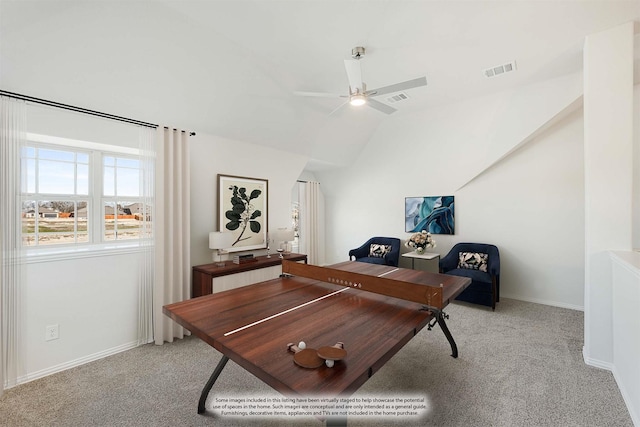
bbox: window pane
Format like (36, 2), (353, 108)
(103, 201), (144, 241)
(116, 219), (142, 240)
(104, 201), (117, 216)
(38, 148), (74, 162)
(104, 202), (116, 241)
(104, 156), (141, 197)
(22, 146), (35, 158)
(39, 160), (75, 194)
(22, 201), (90, 246)
(116, 167), (140, 197)
(77, 153), (89, 164)
(22, 158), (36, 193)
(103, 166), (115, 196)
(22, 201), (36, 246)
(117, 158), (139, 168)
(77, 202), (88, 219)
(75, 203), (88, 242)
(36, 201), (75, 245)
(140, 204), (153, 238)
(77, 164), (89, 195)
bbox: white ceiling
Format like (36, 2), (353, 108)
(1, 1), (639, 170)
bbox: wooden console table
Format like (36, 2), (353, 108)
(192, 253), (307, 297)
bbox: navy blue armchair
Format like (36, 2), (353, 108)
(439, 243), (500, 310)
(348, 237), (401, 267)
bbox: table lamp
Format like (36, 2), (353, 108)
(209, 232), (234, 267)
(274, 228), (295, 257)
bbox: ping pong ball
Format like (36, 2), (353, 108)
(325, 360), (334, 368)
(298, 341), (306, 349)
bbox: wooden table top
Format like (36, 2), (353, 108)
(164, 261), (470, 398)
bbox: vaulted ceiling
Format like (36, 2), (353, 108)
(1, 1), (639, 170)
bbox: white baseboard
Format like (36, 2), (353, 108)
(612, 365), (640, 427)
(582, 346), (613, 371)
(500, 293), (584, 311)
(11, 341), (139, 388)
(584, 350), (639, 426)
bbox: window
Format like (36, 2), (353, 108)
(21, 145), (91, 246)
(21, 137), (151, 248)
(102, 155), (150, 241)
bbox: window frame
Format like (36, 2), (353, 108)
(21, 133), (151, 256)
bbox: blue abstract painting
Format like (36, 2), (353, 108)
(405, 196), (455, 234)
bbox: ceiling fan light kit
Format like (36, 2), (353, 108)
(296, 46), (427, 115)
(349, 94), (366, 106)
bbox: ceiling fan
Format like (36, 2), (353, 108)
(294, 46), (427, 115)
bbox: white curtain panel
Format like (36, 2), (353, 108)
(297, 183), (306, 256)
(302, 181), (325, 265)
(153, 128), (191, 344)
(137, 127), (155, 345)
(0, 96), (26, 393)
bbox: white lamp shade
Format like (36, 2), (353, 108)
(209, 232), (234, 250)
(274, 228), (295, 243)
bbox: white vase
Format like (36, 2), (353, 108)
(415, 247), (425, 254)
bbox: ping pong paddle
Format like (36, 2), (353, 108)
(317, 342), (347, 368)
(287, 342), (324, 369)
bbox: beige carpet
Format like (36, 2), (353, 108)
(0, 298), (632, 426)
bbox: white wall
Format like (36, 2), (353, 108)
(583, 22), (635, 367)
(26, 104), (140, 148)
(634, 85), (640, 250)
(316, 75), (586, 310)
(18, 106), (143, 383)
(456, 108), (585, 307)
(22, 251), (139, 381)
(189, 132), (309, 266)
(611, 251), (640, 426)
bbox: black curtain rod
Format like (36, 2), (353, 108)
(0, 90), (196, 136)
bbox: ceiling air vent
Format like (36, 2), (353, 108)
(386, 92), (410, 104)
(484, 61), (517, 78)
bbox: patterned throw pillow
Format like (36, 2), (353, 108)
(458, 252), (488, 272)
(369, 244), (392, 258)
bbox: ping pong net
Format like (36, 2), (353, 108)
(281, 260), (443, 311)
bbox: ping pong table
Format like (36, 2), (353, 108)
(163, 260), (471, 425)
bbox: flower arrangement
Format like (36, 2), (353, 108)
(405, 230), (436, 254)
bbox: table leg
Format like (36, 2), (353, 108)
(198, 355), (230, 414)
(436, 312), (458, 358)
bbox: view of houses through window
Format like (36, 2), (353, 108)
(21, 141), (151, 246)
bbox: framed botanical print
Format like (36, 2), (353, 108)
(218, 174), (268, 252)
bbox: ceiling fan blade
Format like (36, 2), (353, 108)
(343, 59), (363, 91)
(366, 98), (397, 115)
(294, 91), (344, 98)
(329, 100), (350, 116)
(366, 76), (427, 98)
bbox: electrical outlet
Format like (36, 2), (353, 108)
(45, 324), (59, 341)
